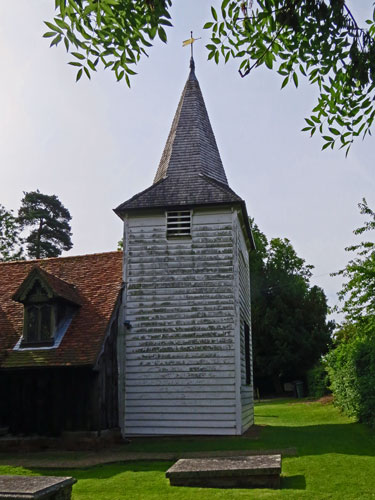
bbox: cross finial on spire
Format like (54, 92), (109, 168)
(182, 31), (201, 70)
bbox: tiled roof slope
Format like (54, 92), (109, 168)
(115, 59), (243, 214)
(0, 252), (122, 369)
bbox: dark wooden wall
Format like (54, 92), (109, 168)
(0, 317), (119, 436)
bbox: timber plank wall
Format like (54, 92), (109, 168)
(235, 216), (254, 432)
(120, 207), (253, 436)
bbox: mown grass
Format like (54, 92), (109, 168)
(1, 399), (375, 499)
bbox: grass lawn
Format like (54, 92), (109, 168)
(1, 399), (375, 499)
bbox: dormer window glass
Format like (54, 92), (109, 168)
(166, 210), (192, 238)
(21, 279), (54, 347)
(24, 303), (54, 345)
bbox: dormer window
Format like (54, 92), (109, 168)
(12, 267), (81, 349)
(167, 210), (192, 238)
(25, 304), (54, 345)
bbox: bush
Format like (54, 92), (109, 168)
(306, 361), (330, 398)
(326, 335), (375, 426)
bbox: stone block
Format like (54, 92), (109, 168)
(0, 475), (76, 499)
(166, 454), (281, 489)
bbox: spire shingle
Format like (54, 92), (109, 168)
(115, 61), (245, 214)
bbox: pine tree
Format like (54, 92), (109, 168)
(18, 191), (73, 259)
(0, 204), (23, 261)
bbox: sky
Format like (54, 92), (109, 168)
(0, 1), (374, 321)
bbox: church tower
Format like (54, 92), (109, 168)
(115, 59), (254, 436)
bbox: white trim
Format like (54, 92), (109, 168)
(232, 208), (242, 435)
(13, 314), (72, 351)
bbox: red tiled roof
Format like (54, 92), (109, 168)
(0, 252), (123, 369)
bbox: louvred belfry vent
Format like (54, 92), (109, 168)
(166, 210), (191, 237)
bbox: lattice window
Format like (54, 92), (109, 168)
(166, 210), (192, 238)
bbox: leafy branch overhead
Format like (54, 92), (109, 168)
(333, 198), (375, 326)
(45, 1), (375, 152)
(44, 0), (172, 85)
(205, 0), (375, 153)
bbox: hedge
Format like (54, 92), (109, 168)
(326, 335), (375, 427)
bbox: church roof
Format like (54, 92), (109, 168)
(114, 58), (244, 214)
(0, 252), (122, 369)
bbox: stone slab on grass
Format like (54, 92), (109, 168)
(166, 454), (281, 489)
(0, 475), (76, 499)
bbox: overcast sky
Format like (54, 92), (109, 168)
(0, 2), (374, 320)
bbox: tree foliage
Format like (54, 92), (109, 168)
(326, 200), (375, 426)
(45, 1), (375, 151)
(205, 1), (375, 153)
(250, 220), (333, 392)
(333, 198), (375, 332)
(326, 335), (375, 426)
(44, 0), (172, 85)
(0, 205), (23, 261)
(18, 191), (73, 259)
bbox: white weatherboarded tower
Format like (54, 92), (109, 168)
(115, 58), (255, 436)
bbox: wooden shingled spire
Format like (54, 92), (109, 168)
(114, 59), (252, 221)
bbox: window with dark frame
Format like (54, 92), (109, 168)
(244, 322), (251, 385)
(24, 303), (54, 345)
(166, 210), (191, 238)
(20, 279), (72, 348)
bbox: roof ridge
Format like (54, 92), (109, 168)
(0, 251), (122, 266)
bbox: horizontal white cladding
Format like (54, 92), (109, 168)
(126, 350), (235, 360)
(125, 358), (235, 369)
(125, 369), (236, 380)
(125, 427), (236, 436)
(125, 391), (237, 400)
(125, 404), (236, 412)
(125, 414), (236, 424)
(122, 207), (239, 436)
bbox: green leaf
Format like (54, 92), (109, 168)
(293, 72), (298, 88)
(203, 22), (214, 29)
(44, 21), (63, 34)
(329, 127), (340, 136)
(71, 51), (85, 60)
(281, 76), (289, 89)
(76, 68), (83, 81)
(211, 6), (218, 21)
(55, 18), (70, 30)
(158, 27), (167, 43)
(264, 51), (273, 69)
(50, 34), (62, 47)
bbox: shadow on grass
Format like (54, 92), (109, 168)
(30, 461), (173, 479)
(117, 421), (375, 458)
(258, 422), (375, 458)
(282, 475), (306, 490)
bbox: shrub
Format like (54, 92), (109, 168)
(326, 335), (375, 426)
(306, 361), (330, 398)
